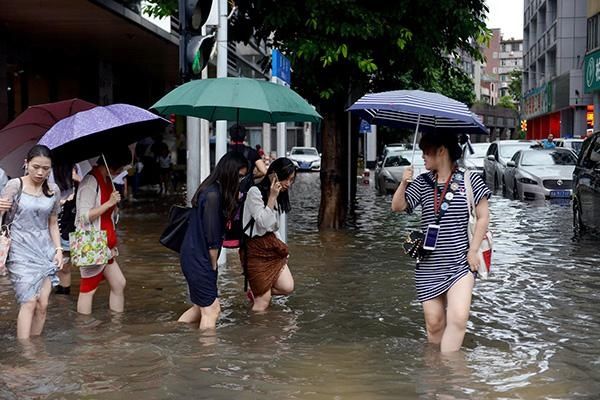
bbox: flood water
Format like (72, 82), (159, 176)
(1, 173), (600, 399)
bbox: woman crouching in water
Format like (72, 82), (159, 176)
(178, 152), (249, 330)
(242, 157), (296, 312)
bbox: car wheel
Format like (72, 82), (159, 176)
(573, 198), (586, 237)
(502, 177), (507, 196)
(495, 174), (500, 190)
(513, 179), (519, 200)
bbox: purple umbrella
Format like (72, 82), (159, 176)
(38, 104), (169, 163)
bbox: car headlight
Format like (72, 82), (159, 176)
(518, 177), (538, 185)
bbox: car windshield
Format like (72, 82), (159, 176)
(399, 151), (425, 166)
(291, 148), (318, 156)
(465, 144), (489, 158)
(384, 155), (411, 167)
(521, 151), (577, 166)
(500, 144), (532, 158)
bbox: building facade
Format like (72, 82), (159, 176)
(522, 0), (592, 139)
(499, 37), (524, 99)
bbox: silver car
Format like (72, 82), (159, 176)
(459, 142), (490, 177)
(483, 140), (537, 189)
(374, 150), (426, 194)
(503, 148), (578, 200)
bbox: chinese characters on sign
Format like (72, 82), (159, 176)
(523, 83), (552, 119)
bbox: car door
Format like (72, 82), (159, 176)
(582, 137), (600, 229)
(484, 143), (497, 184)
(504, 151), (520, 193)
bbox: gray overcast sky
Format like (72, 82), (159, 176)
(486, 0), (524, 39)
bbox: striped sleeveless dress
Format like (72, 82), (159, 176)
(404, 170), (491, 302)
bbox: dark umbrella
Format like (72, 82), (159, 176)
(38, 104), (169, 164)
(0, 98), (96, 177)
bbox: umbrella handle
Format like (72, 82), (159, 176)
(101, 153), (117, 193)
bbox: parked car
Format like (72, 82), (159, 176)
(374, 150), (426, 194)
(379, 143), (409, 162)
(573, 134), (600, 234)
(287, 147), (321, 171)
(503, 148), (577, 200)
(555, 138), (585, 154)
(459, 142), (491, 176)
(483, 140), (536, 189)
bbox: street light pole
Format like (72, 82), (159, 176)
(215, 0), (228, 164)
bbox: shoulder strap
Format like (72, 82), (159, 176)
(464, 170), (475, 218)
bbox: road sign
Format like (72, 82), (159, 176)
(272, 49), (291, 86)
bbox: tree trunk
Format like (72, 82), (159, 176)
(319, 110), (348, 229)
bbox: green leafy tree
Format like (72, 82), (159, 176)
(498, 95), (516, 109)
(148, 0), (489, 228)
(508, 69), (522, 104)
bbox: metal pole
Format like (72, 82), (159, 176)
(200, 25), (211, 182)
(216, 0), (228, 265)
(347, 111), (351, 206)
(271, 76), (288, 243)
(215, 0), (228, 163)
(186, 117), (201, 206)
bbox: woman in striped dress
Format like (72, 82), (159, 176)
(392, 131), (491, 352)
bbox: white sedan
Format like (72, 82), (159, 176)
(287, 147), (321, 171)
(503, 148), (578, 200)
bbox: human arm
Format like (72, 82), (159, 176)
(391, 167), (414, 212)
(49, 186), (63, 269)
(466, 174), (492, 271)
(254, 159), (267, 179)
(202, 190), (223, 270)
(0, 179), (20, 220)
(246, 186), (279, 232)
(77, 176), (120, 224)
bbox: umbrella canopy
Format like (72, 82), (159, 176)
(38, 104), (169, 164)
(0, 98), (96, 177)
(151, 77), (321, 124)
(348, 90), (487, 135)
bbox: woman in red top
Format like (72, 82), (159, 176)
(75, 147), (132, 314)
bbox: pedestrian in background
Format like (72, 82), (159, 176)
(0, 145), (63, 339)
(241, 157), (296, 312)
(540, 134), (556, 149)
(75, 147), (132, 315)
(229, 124), (268, 180)
(177, 152), (249, 330)
(157, 144), (172, 196)
(51, 162), (82, 295)
(391, 131), (491, 352)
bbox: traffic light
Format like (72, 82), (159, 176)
(179, 0), (216, 79)
(521, 119), (527, 132)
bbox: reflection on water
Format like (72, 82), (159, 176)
(1, 173), (600, 399)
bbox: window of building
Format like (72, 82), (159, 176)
(493, 52), (498, 59)
(588, 13), (600, 51)
(493, 67), (498, 74)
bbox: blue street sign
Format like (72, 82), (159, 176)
(272, 49), (291, 85)
(359, 119), (371, 134)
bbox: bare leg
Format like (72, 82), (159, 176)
(422, 296), (447, 345)
(31, 278), (52, 336)
(103, 261), (126, 313)
(77, 288), (97, 315)
(271, 265), (294, 296)
(17, 300), (37, 340)
(178, 305), (202, 323)
(440, 273), (474, 353)
(199, 299), (221, 330)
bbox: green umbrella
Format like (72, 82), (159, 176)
(151, 77), (321, 124)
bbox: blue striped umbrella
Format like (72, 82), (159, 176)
(348, 89), (487, 162)
(348, 89), (487, 134)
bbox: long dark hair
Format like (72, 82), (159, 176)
(27, 145), (54, 198)
(255, 157), (296, 214)
(53, 162), (75, 193)
(191, 152), (248, 219)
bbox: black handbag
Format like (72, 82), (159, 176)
(403, 230), (427, 261)
(159, 205), (192, 253)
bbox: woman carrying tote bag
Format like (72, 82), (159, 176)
(75, 147), (132, 315)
